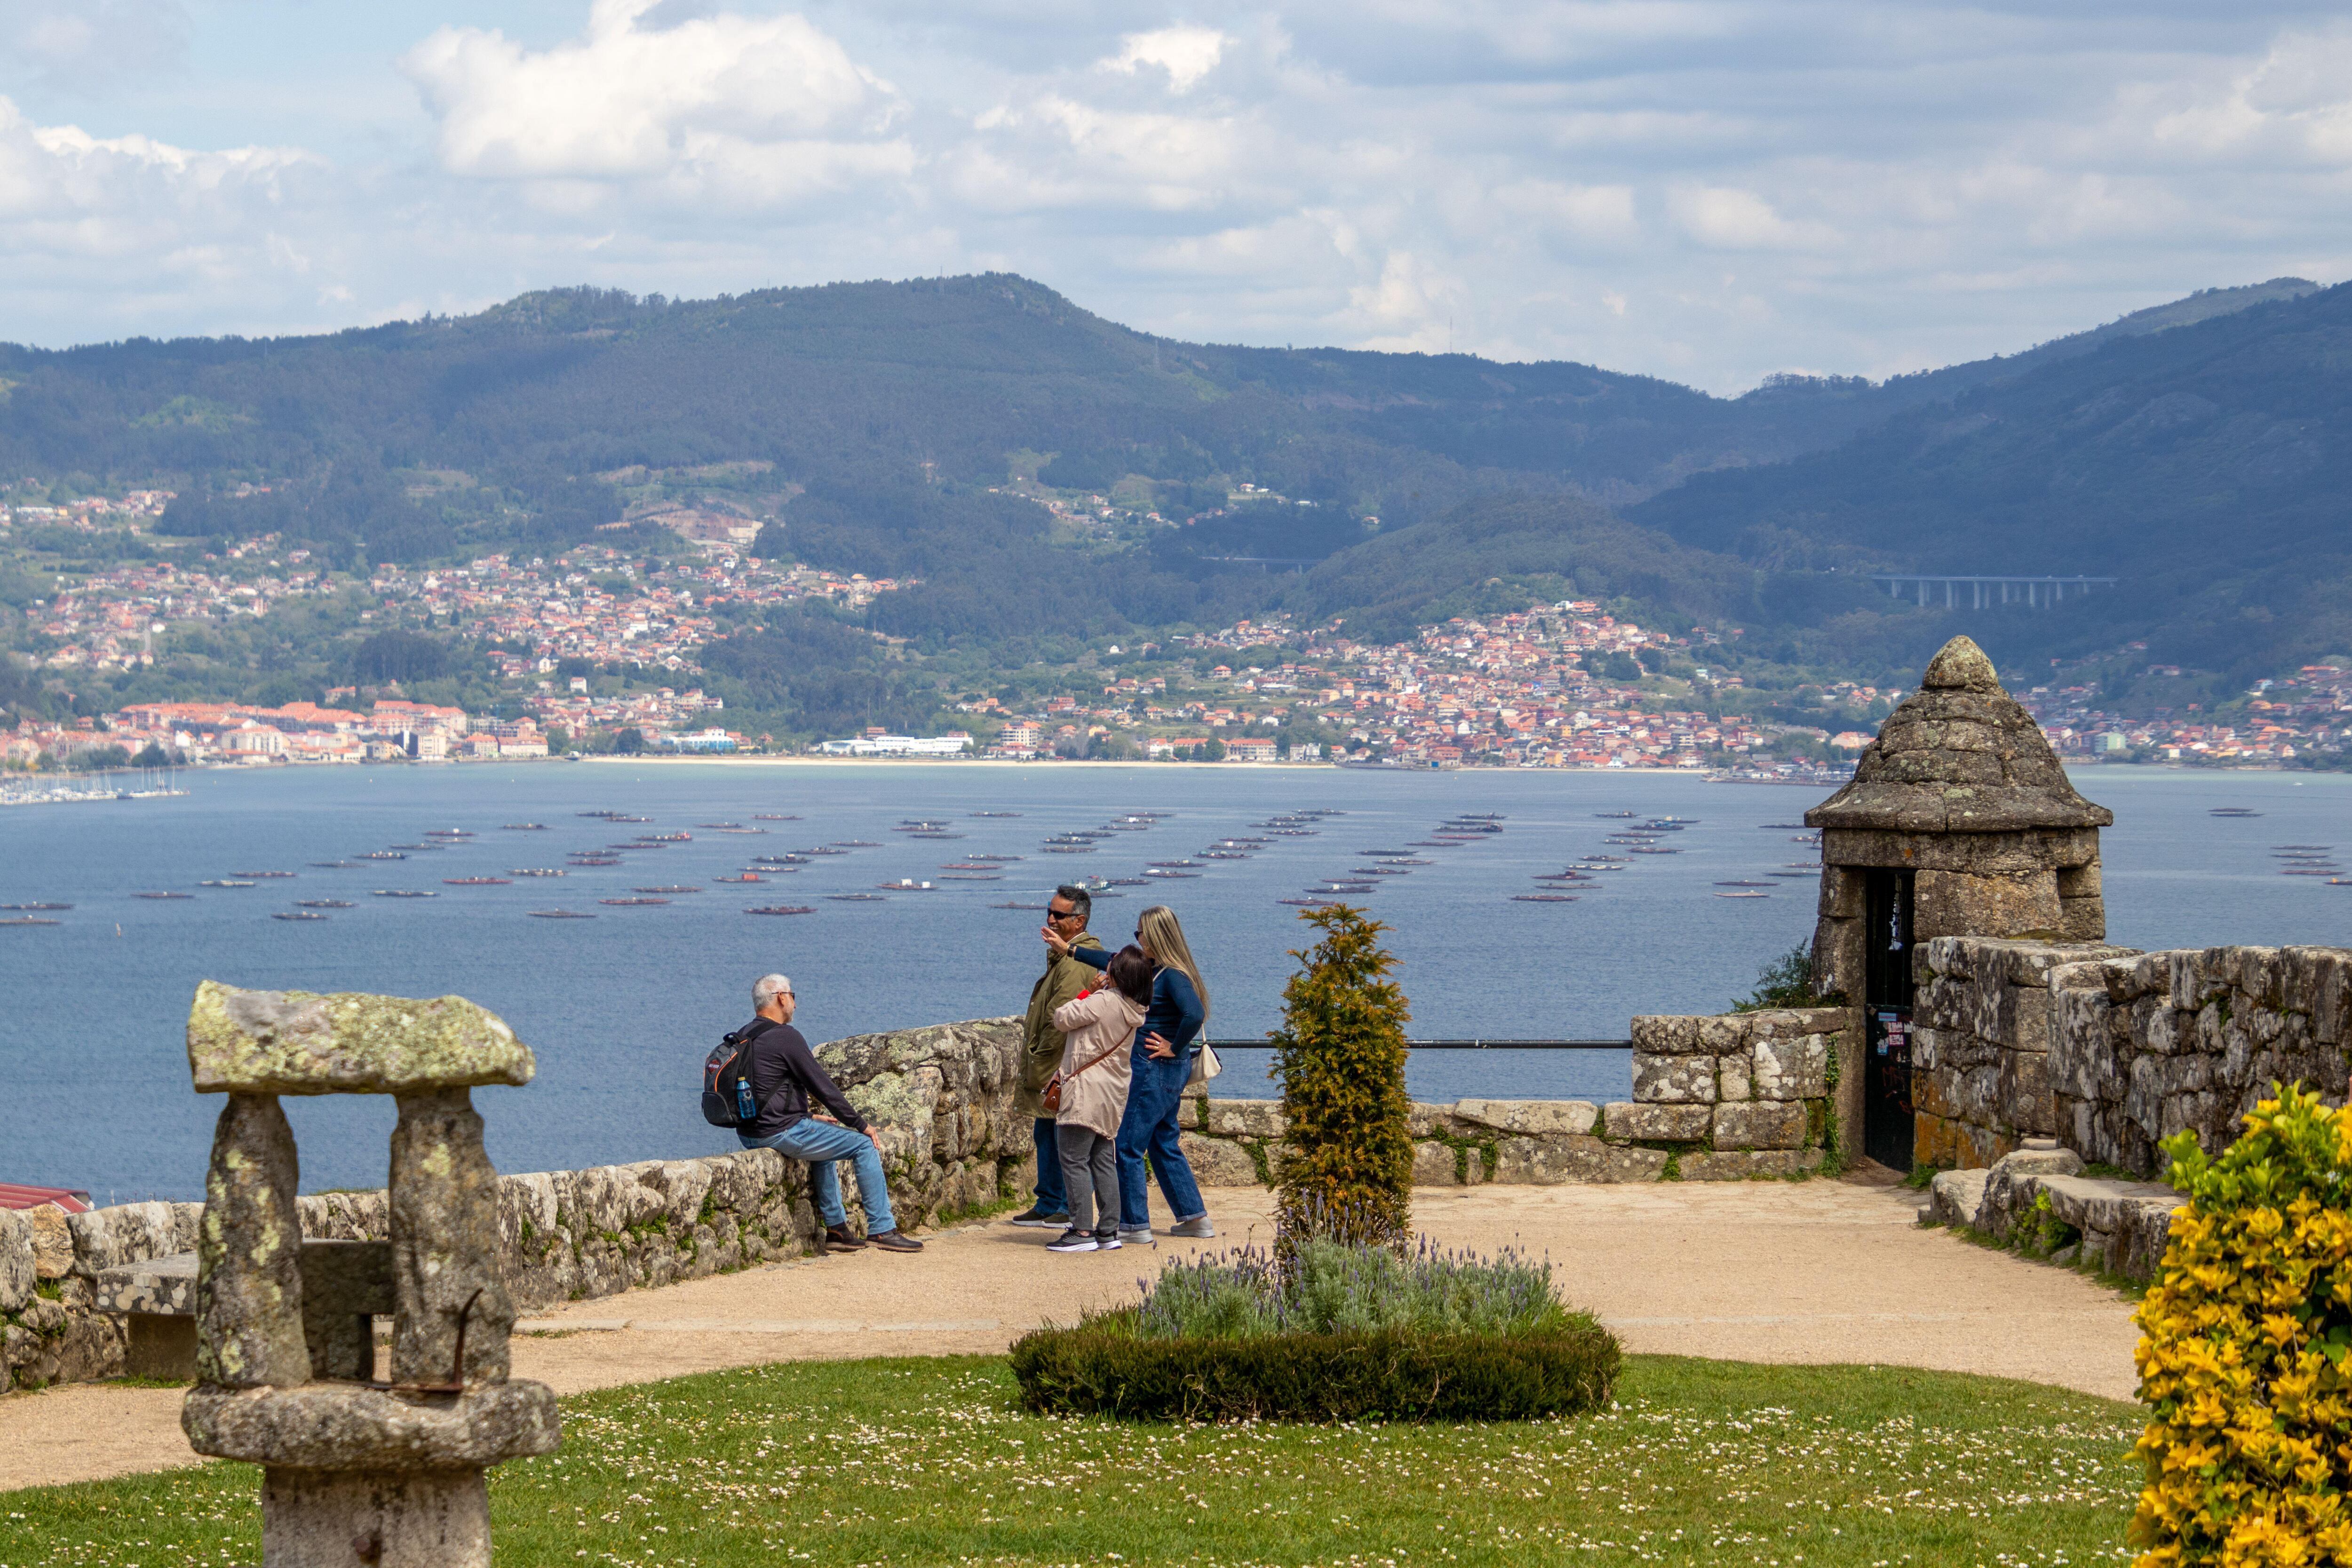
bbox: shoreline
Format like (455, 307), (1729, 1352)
(3, 756), (2323, 792)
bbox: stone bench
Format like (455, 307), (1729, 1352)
(93, 1251), (199, 1380)
(1923, 1139), (2184, 1280)
(94, 1240), (396, 1383)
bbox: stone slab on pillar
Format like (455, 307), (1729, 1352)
(181, 981), (550, 1568)
(183, 1378), (560, 1468)
(197, 1094), (310, 1389)
(187, 982), (534, 1097)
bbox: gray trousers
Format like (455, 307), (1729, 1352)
(1054, 1123), (1120, 1235)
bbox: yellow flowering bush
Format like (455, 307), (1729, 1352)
(2130, 1083), (2352, 1566)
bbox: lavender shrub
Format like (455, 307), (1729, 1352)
(1119, 1236), (1573, 1341)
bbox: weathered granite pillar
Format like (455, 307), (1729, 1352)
(1804, 635), (2113, 1170)
(196, 1093), (310, 1388)
(179, 981), (558, 1568)
(389, 1088), (512, 1386)
(261, 1468), (488, 1565)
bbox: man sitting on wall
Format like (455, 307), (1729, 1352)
(734, 972), (922, 1253)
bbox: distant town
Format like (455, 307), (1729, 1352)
(4, 491), (2347, 779)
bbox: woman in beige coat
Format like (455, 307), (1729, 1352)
(1044, 945), (1153, 1252)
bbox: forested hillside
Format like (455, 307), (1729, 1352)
(1627, 280), (2352, 681)
(0, 273), (1863, 540)
(1, 271), (2343, 691)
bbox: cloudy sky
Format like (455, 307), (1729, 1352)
(2, 0), (2347, 390)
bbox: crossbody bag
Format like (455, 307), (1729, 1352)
(1043, 1021), (1132, 1114)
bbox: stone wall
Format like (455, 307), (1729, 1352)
(1625, 1007), (1844, 1175)
(2050, 945), (2352, 1177)
(5, 1006), (1869, 1390)
(1911, 938), (2352, 1177)
(1177, 1008), (1849, 1186)
(1178, 1098), (1670, 1186)
(1912, 937), (2140, 1169)
(3, 1017), (1031, 1392)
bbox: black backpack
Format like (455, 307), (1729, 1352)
(701, 1022), (771, 1129)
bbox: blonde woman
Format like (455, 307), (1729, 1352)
(1043, 903), (1213, 1242)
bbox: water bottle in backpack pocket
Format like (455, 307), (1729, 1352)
(701, 1026), (763, 1129)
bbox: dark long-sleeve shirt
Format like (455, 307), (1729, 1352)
(1068, 948), (1206, 1056)
(738, 1019), (868, 1138)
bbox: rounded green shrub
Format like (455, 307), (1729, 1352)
(1010, 1236), (1621, 1422)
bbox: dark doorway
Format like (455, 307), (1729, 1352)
(1862, 868), (1916, 1171)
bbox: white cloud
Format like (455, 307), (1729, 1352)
(2150, 26), (2352, 163)
(3, 2), (2352, 392)
(1103, 26), (1230, 94)
(0, 93), (340, 341)
(954, 93), (1250, 213)
(1343, 250), (1466, 352)
(0, 96), (317, 247)
(401, 0), (905, 202)
(1668, 186), (1835, 250)
(0, 0), (188, 89)
(1490, 180), (1642, 247)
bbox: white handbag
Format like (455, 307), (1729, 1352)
(1185, 1040), (1224, 1090)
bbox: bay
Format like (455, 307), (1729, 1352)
(1, 762), (2345, 1202)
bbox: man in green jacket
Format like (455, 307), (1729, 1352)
(1010, 884), (1105, 1228)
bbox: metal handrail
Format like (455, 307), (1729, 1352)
(1204, 1038), (1631, 1051)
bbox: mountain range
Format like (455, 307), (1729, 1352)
(0, 271), (2341, 691)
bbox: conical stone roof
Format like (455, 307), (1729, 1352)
(1804, 635), (2113, 834)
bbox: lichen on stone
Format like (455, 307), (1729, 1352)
(187, 981), (535, 1096)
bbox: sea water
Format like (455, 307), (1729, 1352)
(2, 762), (2345, 1200)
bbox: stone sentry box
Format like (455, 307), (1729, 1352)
(1805, 635), (2112, 1170)
(178, 980), (560, 1568)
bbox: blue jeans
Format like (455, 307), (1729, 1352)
(1115, 1043), (1205, 1229)
(739, 1119), (896, 1235)
(1032, 1116), (1067, 1212)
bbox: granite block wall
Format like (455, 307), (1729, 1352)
(1176, 1096), (1675, 1187)
(6, 1005), (1874, 1390)
(2049, 944), (2352, 1177)
(1913, 938), (2352, 1178)
(1174, 1007), (1850, 1188)
(1623, 1007), (1845, 1174)
(4, 1017), (1033, 1391)
(1912, 937), (2140, 1169)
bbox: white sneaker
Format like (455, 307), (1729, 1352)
(1116, 1225), (1154, 1244)
(1046, 1229), (1099, 1253)
(1169, 1216), (1216, 1239)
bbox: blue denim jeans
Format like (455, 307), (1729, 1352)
(739, 1118), (896, 1235)
(1032, 1116), (1067, 1212)
(1114, 1043), (1205, 1229)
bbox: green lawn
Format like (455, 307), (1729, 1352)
(1, 1354), (2144, 1567)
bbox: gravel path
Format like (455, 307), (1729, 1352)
(0, 1175), (2144, 1492)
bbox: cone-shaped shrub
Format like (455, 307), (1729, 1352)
(1271, 905), (1414, 1249)
(2129, 1083), (2352, 1565)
